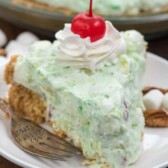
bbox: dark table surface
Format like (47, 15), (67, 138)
(0, 18), (168, 168)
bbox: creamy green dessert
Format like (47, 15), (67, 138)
(35, 0), (168, 15)
(13, 21), (146, 168)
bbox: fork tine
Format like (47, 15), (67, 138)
(47, 134), (82, 155)
(47, 134), (73, 147)
(26, 145), (67, 160)
(0, 98), (12, 114)
(31, 143), (72, 158)
(40, 141), (75, 155)
(39, 142), (72, 157)
(40, 141), (70, 152)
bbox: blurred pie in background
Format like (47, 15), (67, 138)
(13, 0), (168, 16)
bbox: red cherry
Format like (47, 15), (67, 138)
(71, 13), (106, 42)
(71, 0), (106, 42)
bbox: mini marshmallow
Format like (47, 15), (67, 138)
(0, 57), (9, 97)
(143, 89), (164, 110)
(0, 29), (7, 47)
(6, 40), (22, 52)
(5, 40), (27, 58)
(6, 40), (24, 52)
(16, 32), (39, 46)
(162, 93), (168, 115)
(0, 56), (8, 64)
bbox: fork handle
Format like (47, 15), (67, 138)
(0, 98), (17, 119)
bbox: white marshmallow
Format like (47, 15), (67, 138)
(5, 40), (27, 58)
(0, 56), (8, 64)
(16, 32), (39, 46)
(162, 93), (168, 115)
(0, 57), (9, 98)
(0, 29), (7, 47)
(143, 89), (164, 110)
(6, 40), (22, 53)
(0, 56), (11, 68)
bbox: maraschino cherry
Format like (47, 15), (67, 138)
(71, 0), (106, 42)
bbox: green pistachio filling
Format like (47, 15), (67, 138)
(14, 30), (146, 168)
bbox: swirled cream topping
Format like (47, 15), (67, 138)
(55, 21), (126, 71)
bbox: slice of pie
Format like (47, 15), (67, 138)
(4, 19), (146, 167)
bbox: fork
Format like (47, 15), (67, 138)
(0, 98), (81, 160)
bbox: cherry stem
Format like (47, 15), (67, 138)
(89, 0), (93, 17)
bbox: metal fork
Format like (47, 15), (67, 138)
(0, 98), (81, 160)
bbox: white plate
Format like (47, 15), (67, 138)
(0, 52), (168, 168)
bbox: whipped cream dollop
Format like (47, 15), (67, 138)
(55, 21), (126, 71)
